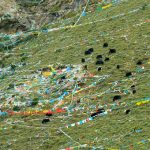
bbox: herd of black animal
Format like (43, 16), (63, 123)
(82, 42), (143, 74)
(42, 95), (131, 123)
(42, 42), (143, 124)
(82, 42), (115, 71)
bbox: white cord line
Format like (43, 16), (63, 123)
(59, 127), (81, 145)
(74, 0), (90, 26)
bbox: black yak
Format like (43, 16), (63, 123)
(96, 55), (102, 59)
(116, 65), (120, 69)
(103, 43), (108, 48)
(131, 85), (135, 88)
(109, 49), (116, 54)
(125, 72), (132, 77)
(42, 118), (50, 124)
(97, 67), (102, 71)
(105, 57), (110, 61)
(137, 60), (142, 65)
(84, 65), (88, 70)
(132, 89), (136, 94)
(84, 48), (94, 55)
(91, 108), (105, 117)
(113, 95), (121, 101)
(96, 60), (104, 65)
(125, 109), (131, 114)
(81, 58), (85, 63)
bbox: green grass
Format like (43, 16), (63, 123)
(0, 0), (150, 149)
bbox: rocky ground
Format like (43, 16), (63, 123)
(0, 0), (86, 33)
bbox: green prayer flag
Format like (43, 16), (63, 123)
(96, 6), (103, 11)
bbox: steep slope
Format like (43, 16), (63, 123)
(0, 0), (85, 33)
(0, 0), (150, 150)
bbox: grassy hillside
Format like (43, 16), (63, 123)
(0, 0), (150, 150)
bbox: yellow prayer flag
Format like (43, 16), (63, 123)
(43, 110), (48, 113)
(42, 71), (52, 77)
(136, 100), (150, 106)
(102, 4), (112, 9)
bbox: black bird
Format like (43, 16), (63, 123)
(103, 43), (108, 48)
(96, 60), (104, 65)
(126, 72), (132, 77)
(113, 95), (121, 101)
(109, 49), (116, 54)
(96, 55), (102, 59)
(105, 57), (110, 61)
(42, 118), (50, 124)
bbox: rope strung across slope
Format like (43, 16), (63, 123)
(0, 0), (123, 48)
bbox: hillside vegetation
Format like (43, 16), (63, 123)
(0, 0), (150, 150)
